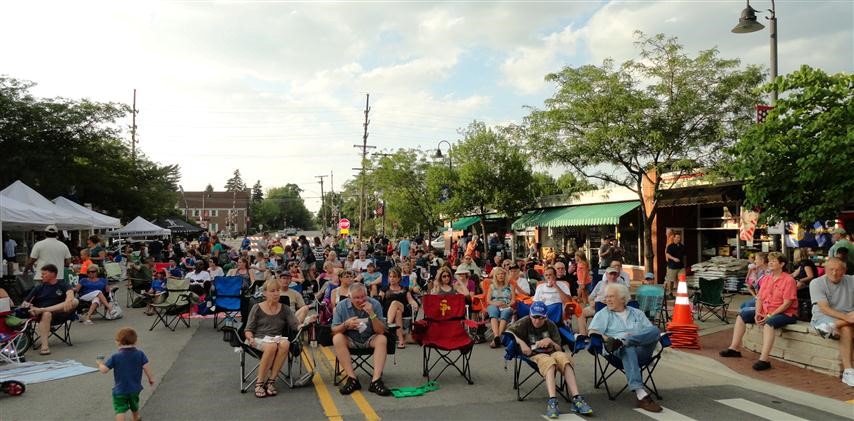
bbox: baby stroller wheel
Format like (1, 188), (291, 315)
(2, 380), (26, 396)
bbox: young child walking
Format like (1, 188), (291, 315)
(97, 327), (155, 421)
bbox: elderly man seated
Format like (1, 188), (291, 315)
(588, 283), (663, 413)
(331, 283), (391, 396)
(809, 257), (854, 387)
(19, 264), (78, 355)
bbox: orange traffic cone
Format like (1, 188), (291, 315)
(666, 273), (700, 349)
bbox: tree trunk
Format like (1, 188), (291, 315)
(643, 212), (655, 272)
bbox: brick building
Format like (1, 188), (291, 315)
(177, 190), (251, 235)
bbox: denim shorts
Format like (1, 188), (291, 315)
(740, 308), (797, 328)
(486, 305), (513, 322)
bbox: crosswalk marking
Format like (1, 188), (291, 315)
(716, 398), (809, 421)
(541, 413), (587, 420)
(633, 406), (698, 421)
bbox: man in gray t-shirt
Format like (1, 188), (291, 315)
(808, 257), (854, 387)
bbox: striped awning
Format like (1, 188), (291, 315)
(512, 201), (640, 229)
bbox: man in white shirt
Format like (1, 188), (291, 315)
(809, 258), (854, 386)
(27, 225), (71, 281)
(351, 250), (372, 273)
(533, 267), (572, 307)
(609, 260), (632, 288)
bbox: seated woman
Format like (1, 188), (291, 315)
(330, 270), (356, 308)
(75, 265), (114, 325)
(316, 264), (340, 302)
(486, 267), (515, 348)
(719, 252), (798, 371)
(144, 269), (168, 316)
(244, 279), (300, 398)
(379, 266), (419, 348)
(185, 261), (212, 296)
(431, 267), (469, 295)
(302, 265), (320, 298)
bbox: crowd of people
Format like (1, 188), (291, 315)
(2, 224), (852, 419)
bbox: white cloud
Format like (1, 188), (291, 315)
(500, 24), (583, 94)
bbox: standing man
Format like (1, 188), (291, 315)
(27, 225), (72, 282)
(664, 233), (686, 298)
(598, 236), (617, 269)
(398, 237), (411, 260)
(809, 257), (854, 387)
(4, 234), (17, 276)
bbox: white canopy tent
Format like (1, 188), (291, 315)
(108, 216), (171, 238)
(53, 196), (120, 229)
(0, 180), (91, 229)
(0, 195), (57, 230)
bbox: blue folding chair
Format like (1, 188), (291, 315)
(587, 331), (671, 400)
(501, 324), (582, 402)
(516, 302), (588, 354)
(212, 276), (243, 330)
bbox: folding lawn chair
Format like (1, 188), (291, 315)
(414, 294), (475, 384)
(333, 326), (398, 385)
(21, 311), (76, 349)
(501, 331), (573, 402)
(126, 266), (152, 307)
(692, 278), (733, 323)
(77, 286), (119, 320)
(588, 331), (671, 400)
(149, 277), (195, 331)
(221, 323), (314, 392)
(0, 312), (28, 363)
(104, 262), (123, 283)
(212, 276), (243, 330)
(636, 285), (669, 329)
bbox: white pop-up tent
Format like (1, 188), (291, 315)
(53, 196), (121, 229)
(0, 180), (91, 229)
(108, 216), (171, 237)
(0, 195), (57, 230)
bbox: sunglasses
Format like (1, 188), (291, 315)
(531, 315), (546, 320)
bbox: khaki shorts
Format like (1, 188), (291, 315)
(665, 268), (685, 283)
(531, 351), (573, 376)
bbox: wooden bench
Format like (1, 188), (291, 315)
(743, 321), (846, 377)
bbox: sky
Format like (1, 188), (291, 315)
(2, 0), (852, 213)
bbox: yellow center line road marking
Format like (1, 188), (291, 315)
(320, 346), (382, 421)
(305, 348), (343, 421)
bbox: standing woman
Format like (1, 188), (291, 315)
(485, 268), (515, 348)
(244, 279), (300, 398)
(87, 235), (107, 268)
(380, 266), (419, 348)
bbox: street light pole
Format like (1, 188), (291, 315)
(434, 140), (453, 170)
(731, 0), (778, 104)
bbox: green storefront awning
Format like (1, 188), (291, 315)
(512, 201), (640, 229)
(451, 216), (481, 231)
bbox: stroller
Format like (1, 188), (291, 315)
(0, 311), (27, 396)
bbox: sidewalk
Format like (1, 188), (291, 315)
(684, 327), (854, 402)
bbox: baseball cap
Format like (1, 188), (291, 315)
(44, 224), (58, 233)
(530, 301), (547, 317)
(277, 270), (292, 278)
(831, 228), (847, 235)
(645, 272), (655, 279)
(605, 267), (619, 274)
(454, 267), (471, 275)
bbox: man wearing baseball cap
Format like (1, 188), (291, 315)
(27, 225), (71, 281)
(507, 301), (593, 418)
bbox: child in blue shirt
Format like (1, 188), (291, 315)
(97, 327), (154, 421)
(143, 270), (168, 316)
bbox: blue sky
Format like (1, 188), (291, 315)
(1, 1), (851, 211)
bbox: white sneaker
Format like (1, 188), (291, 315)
(842, 368), (854, 387)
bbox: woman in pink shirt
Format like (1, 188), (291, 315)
(719, 252), (798, 371)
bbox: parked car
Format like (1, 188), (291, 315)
(430, 235), (445, 250)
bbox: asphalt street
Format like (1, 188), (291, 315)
(2, 281), (853, 420)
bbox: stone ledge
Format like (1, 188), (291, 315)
(743, 321), (846, 377)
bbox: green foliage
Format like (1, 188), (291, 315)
(370, 149), (443, 237)
(224, 169), (246, 192)
(253, 184), (314, 230)
(530, 172), (597, 198)
(725, 66), (854, 223)
(251, 180), (263, 203)
(524, 32), (763, 268)
(0, 76), (180, 221)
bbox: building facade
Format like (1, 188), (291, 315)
(177, 190), (250, 235)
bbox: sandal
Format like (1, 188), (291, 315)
(254, 381), (267, 398)
(265, 379), (278, 396)
(39, 349), (51, 356)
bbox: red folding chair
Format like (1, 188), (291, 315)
(414, 294), (475, 384)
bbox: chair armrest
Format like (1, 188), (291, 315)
(658, 331), (672, 348)
(587, 332), (604, 355)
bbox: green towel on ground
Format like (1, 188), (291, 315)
(390, 380), (440, 398)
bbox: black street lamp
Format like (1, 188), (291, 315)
(731, 0), (778, 104)
(433, 140), (453, 171)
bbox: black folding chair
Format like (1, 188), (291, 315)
(588, 332), (671, 400)
(222, 324), (314, 392)
(333, 327), (398, 385)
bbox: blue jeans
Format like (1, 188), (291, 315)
(739, 308), (798, 328)
(613, 325), (660, 392)
(487, 305), (513, 322)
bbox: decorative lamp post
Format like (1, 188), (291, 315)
(731, 0), (778, 104)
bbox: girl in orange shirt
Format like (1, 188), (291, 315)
(574, 250), (590, 304)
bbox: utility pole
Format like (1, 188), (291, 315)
(371, 152), (394, 238)
(131, 89), (138, 163)
(354, 93), (375, 240)
(316, 175), (327, 235)
(330, 170), (336, 230)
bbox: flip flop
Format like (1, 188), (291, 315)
(39, 349), (51, 355)
(397, 343), (406, 349)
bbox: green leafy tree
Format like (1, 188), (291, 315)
(434, 121), (536, 236)
(371, 149), (443, 238)
(556, 173), (596, 195)
(0, 77), (180, 220)
(524, 32), (763, 269)
(725, 66), (854, 223)
(225, 169), (246, 192)
(256, 184), (315, 230)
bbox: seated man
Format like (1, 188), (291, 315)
(809, 257), (854, 387)
(578, 267), (623, 335)
(531, 266), (572, 320)
(277, 271), (312, 324)
(19, 264), (78, 355)
(507, 301), (593, 418)
(331, 282), (391, 396)
(589, 283), (663, 413)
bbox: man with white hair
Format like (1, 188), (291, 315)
(588, 283), (663, 413)
(809, 257), (854, 386)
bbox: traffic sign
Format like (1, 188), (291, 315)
(339, 218), (350, 230)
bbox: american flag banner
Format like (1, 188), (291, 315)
(740, 209), (760, 241)
(756, 104), (774, 123)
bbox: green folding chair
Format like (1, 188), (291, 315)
(692, 278), (733, 323)
(149, 277), (195, 331)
